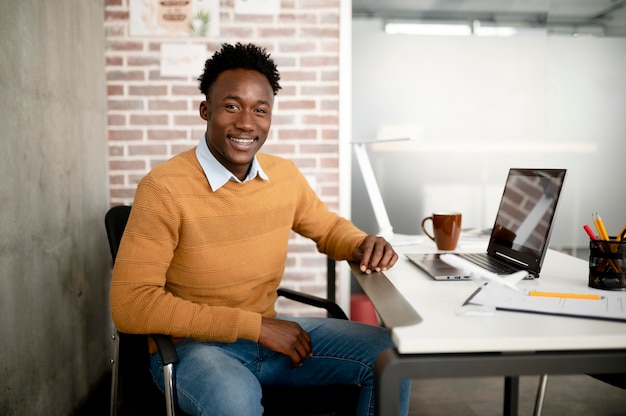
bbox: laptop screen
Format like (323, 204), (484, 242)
(487, 168), (567, 274)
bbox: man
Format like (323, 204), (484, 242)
(110, 42), (410, 416)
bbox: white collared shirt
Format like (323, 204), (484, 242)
(195, 136), (269, 191)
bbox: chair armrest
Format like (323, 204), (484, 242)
(277, 288), (349, 320)
(151, 334), (179, 365)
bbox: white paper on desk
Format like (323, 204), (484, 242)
(465, 285), (626, 322)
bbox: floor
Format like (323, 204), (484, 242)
(409, 375), (626, 416)
(77, 372), (626, 415)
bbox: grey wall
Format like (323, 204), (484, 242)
(0, 1), (110, 414)
(352, 21), (626, 251)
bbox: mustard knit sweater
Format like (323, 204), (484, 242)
(110, 148), (366, 348)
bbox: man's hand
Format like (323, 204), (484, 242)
(353, 235), (398, 274)
(258, 317), (312, 368)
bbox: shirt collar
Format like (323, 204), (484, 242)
(195, 136), (269, 191)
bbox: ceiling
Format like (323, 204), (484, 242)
(352, 0), (626, 36)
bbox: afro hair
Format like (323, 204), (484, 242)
(198, 42), (281, 98)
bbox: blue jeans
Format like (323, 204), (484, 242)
(150, 317), (411, 416)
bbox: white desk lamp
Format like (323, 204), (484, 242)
(352, 138), (422, 246)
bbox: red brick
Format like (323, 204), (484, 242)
(108, 114), (126, 126)
(109, 160), (146, 170)
(130, 115), (168, 125)
(301, 144), (337, 153)
(107, 40), (143, 51)
(320, 71), (338, 82)
(105, 11), (129, 21)
(320, 158), (338, 168)
(129, 85), (168, 96)
(128, 145), (168, 156)
(107, 70), (144, 81)
(171, 144), (196, 154)
(106, 56), (123, 66)
(147, 130), (188, 140)
(258, 28), (297, 37)
(173, 85), (201, 96)
(277, 100), (316, 110)
(108, 145), (124, 157)
(109, 174), (124, 185)
(271, 114), (297, 125)
(128, 174), (145, 185)
(301, 85), (338, 96)
(278, 129), (317, 140)
(301, 56), (339, 66)
(128, 56), (161, 66)
(149, 100), (188, 111)
(291, 157), (317, 168)
(173, 115), (203, 125)
(107, 85), (124, 95)
(105, 25), (125, 38)
(262, 143), (296, 154)
(108, 100), (144, 111)
(280, 70), (316, 82)
(300, 0), (340, 9)
(108, 129), (142, 140)
(278, 41), (316, 53)
(302, 114), (338, 125)
(219, 27), (255, 38)
(277, 13), (317, 24)
(301, 27), (339, 38)
(321, 128), (338, 139)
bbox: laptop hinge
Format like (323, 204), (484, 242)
(495, 251), (529, 268)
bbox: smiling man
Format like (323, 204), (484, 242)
(110, 43), (410, 416)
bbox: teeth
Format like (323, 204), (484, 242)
(229, 136), (254, 144)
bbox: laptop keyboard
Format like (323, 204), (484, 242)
(459, 253), (520, 275)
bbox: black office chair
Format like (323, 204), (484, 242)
(105, 205), (360, 416)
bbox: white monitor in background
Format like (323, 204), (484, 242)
(352, 139), (422, 246)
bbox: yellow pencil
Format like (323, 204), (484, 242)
(596, 213), (610, 240)
(528, 291), (603, 300)
(593, 213), (610, 241)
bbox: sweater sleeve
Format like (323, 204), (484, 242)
(109, 177), (262, 343)
(290, 165), (367, 260)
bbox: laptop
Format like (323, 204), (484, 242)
(406, 168), (567, 281)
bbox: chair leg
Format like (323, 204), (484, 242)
(110, 331), (120, 416)
(163, 363), (177, 416)
(533, 374), (549, 416)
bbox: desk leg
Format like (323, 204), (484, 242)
(503, 376), (519, 416)
(376, 348), (403, 416)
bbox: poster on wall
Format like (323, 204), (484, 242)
(130, 0), (220, 37)
(160, 43), (207, 77)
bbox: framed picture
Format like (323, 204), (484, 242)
(130, 0), (220, 37)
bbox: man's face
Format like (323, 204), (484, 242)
(200, 68), (274, 181)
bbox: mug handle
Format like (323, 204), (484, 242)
(421, 216), (435, 242)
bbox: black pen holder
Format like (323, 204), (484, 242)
(589, 238), (626, 290)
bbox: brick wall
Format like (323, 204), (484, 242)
(104, 0), (343, 315)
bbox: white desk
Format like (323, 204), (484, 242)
(350, 240), (626, 416)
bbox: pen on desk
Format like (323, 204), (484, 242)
(528, 291), (604, 301)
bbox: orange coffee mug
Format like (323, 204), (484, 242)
(421, 212), (462, 250)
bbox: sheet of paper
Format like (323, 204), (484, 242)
(466, 284), (626, 322)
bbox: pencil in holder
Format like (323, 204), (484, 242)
(589, 238), (626, 290)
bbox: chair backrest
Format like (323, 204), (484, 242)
(105, 205), (168, 413)
(105, 205), (132, 263)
